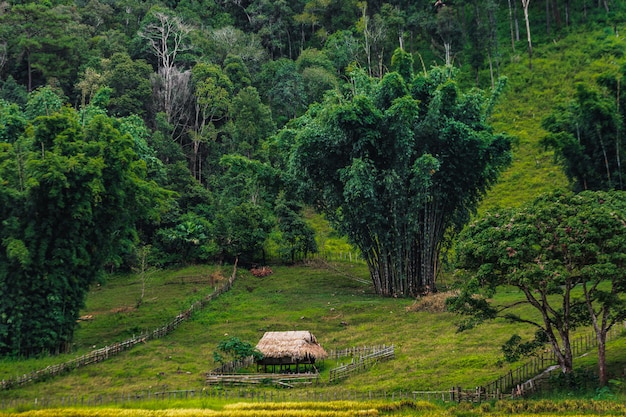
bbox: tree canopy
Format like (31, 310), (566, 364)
(289, 57), (511, 297)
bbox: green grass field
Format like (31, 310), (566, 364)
(1, 259), (625, 409)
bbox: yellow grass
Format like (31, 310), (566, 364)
(3, 407), (379, 417)
(4, 399), (626, 417)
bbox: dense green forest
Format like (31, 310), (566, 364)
(0, 0), (625, 357)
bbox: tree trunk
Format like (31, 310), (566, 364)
(548, 330), (574, 374)
(616, 79), (623, 189)
(508, 0), (516, 51)
(361, 6), (373, 77)
(582, 282), (611, 386)
(545, 0), (550, 36)
(597, 334), (608, 386)
(26, 49), (33, 92)
(598, 132), (612, 188)
(514, 0), (520, 41)
(488, 53), (495, 89)
(600, 0), (609, 12)
(522, 0), (533, 69)
(444, 42), (452, 66)
(561, 337), (574, 373)
(522, 286), (574, 374)
(551, 0), (562, 29)
(488, 6), (500, 82)
(363, 236), (439, 297)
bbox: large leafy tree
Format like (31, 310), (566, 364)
(273, 194), (317, 263)
(0, 101), (169, 356)
(289, 50), (511, 297)
(296, 48), (339, 105)
(190, 62), (233, 181)
(211, 155), (278, 262)
(449, 191), (626, 386)
(229, 86), (275, 158)
(245, 0), (295, 59)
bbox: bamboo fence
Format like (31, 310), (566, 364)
(327, 345), (391, 360)
(0, 262), (239, 391)
(211, 356), (255, 374)
(329, 345), (395, 383)
(205, 372), (320, 387)
(482, 321), (626, 398)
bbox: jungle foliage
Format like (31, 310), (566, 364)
(0, 0), (623, 356)
(0, 92), (170, 356)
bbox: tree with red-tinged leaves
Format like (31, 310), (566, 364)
(449, 190), (626, 386)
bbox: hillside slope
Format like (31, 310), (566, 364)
(0, 261), (532, 400)
(480, 26), (625, 211)
(2, 260), (624, 403)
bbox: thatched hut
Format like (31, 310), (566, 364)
(255, 331), (327, 373)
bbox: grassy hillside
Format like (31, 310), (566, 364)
(0, 262), (528, 399)
(479, 27), (625, 211)
(1, 260), (625, 405)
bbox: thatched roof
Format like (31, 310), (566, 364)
(256, 331), (328, 362)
